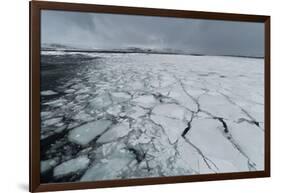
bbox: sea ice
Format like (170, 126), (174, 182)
(228, 121), (264, 170)
(106, 105), (122, 116)
(111, 92), (131, 103)
(176, 137), (214, 174)
(186, 118), (249, 172)
(41, 90), (58, 96)
(168, 86), (198, 112)
(41, 159), (58, 173)
(89, 93), (112, 109)
(53, 156), (90, 177)
(80, 142), (135, 181)
(97, 122), (131, 143)
(199, 94), (246, 121)
(68, 120), (112, 146)
(73, 112), (94, 122)
(64, 88), (76, 94)
(152, 103), (191, 121)
(132, 95), (157, 108)
(43, 98), (67, 107)
(42, 117), (63, 126)
(40, 52), (264, 181)
(151, 115), (186, 143)
(127, 106), (148, 119)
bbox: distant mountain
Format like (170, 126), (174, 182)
(41, 44), (186, 55)
(41, 43), (78, 51)
(41, 44), (263, 58)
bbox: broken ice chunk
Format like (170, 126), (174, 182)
(228, 121), (264, 170)
(128, 81), (144, 90)
(169, 86), (198, 112)
(97, 122), (131, 143)
(75, 94), (89, 101)
(68, 120), (112, 146)
(64, 88), (76, 94)
(89, 93), (112, 109)
(40, 111), (54, 119)
(127, 106), (148, 119)
(73, 112), (94, 122)
(132, 95), (157, 108)
(186, 118), (249, 172)
(80, 143), (134, 181)
(151, 115), (186, 143)
(152, 103), (191, 121)
(186, 88), (206, 98)
(43, 98), (67, 107)
(75, 87), (90, 94)
(199, 94), (245, 121)
(106, 105), (122, 116)
(41, 159), (58, 173)
(42, 117), (63, 127)
(53, 156), (90, 177)
(176, 137), (214, 174)
(111, 92), (131, 103)
(41, 90), (58, 96)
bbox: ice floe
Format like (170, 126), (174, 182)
(80, 142), (135, 181)
(41, 159), (58, 173)
(97, 122), (131, 143)
(41, 90), (58, 96)
(53, 156), (90, 177)
(132, 95), (157, 108)
(68, 120), (112, 146)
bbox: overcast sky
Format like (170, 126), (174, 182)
(41, 10), (264, 57)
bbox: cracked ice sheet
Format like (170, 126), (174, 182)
(40, 52), (264, 182)
(185, 118), (249, 172)
(150, 103), (192, 143)
(199, 94), (248, 121)
(151, 115), (187, 143)
(227, 121), (264, 170)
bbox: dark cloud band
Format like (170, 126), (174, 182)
(41, 10), (264, 57)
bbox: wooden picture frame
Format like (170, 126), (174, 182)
(30, 1), (270, 192)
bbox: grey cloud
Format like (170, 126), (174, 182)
(41, 10), (264, 57)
